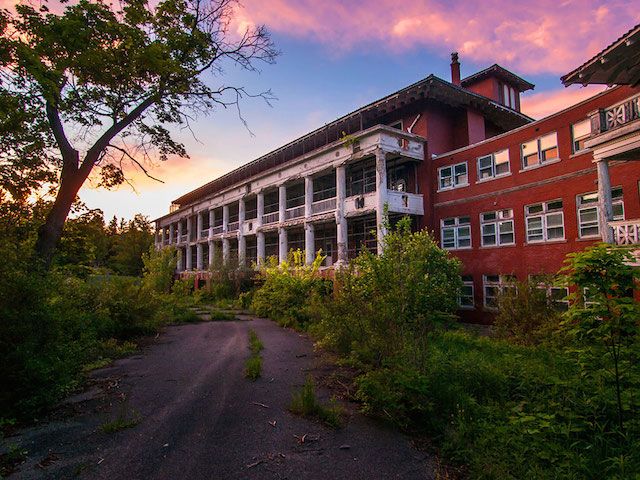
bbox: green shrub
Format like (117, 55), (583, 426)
(0, 268), (205, 421)
(311, 217), (461, 367)
(141, 245), (176, 294)
(494, 277), (564, 346)
(561, 244), (640, 436)
(251, 251), (331, 329)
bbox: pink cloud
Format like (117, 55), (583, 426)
(235, 0), (640, 75)
(520, 85), (606, 119)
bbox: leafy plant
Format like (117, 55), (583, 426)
(560, 244), (640, 433)
(251, 250), (330, 329)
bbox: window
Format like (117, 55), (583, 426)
(459, 275), (474, 309)
(389, 121), (403, 130)
(346, 161), (376, 196)
(438, 162), (468, 190)
(483, 275), (516, 309)
(480, 209), (515, 246)
(477, 149), (510, 180)
(521, 132), (559, 169)
(441, 216), (471, 250)
(525, 199), (564, 242)
(571, 119), (591, 153)
(577, 187), (624, 238)
(502, 84), (517, 109)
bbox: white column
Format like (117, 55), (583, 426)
(335, 165), (348, 264)
(279, 184), (287, 223)
(375, 149), (388, 254)
(596, 159), (614, 243)
(304, 176), (313, 219)
(222, 204), (229, 233)
(186, 245), (192, 270)
(238, 197), (246, 266)
(197, 211), (203, 239)
(196, 243), (203, 270)
(257, 231), (265, 266)
(186, 215), (193, 244)
(169, 223), (175, 245)
(278, 227), (288, 263)
(176, 247), (183, 271)
(257, 191), (265, 227)
(208, 209), (215, 238)
(222, 238), (230, 265)
(305, 222), (315, 265)
(208, 240), (215, 267)
(177, 221), (183, 244)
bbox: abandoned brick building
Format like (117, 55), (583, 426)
(155, 28), (640, 322)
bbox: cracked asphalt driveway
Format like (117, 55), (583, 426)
(10, 317), (435, 479)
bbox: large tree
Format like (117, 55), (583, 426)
(1, 0), (277, 267)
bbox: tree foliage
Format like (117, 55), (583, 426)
(561, 244), (640, 433)
(1, 0), (277, 265)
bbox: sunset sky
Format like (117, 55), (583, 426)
(34, 0), (640, 221)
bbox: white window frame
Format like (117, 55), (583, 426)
(477, 149), (510, 181)
(525, 200), (565, 243)
(521, 132), (559, 169)
(480, 209), (515, 247)
(458, 275), (474, 309)
(441, 216), (472, 250)
(576, 187), (624, 238)
(483, 274), (517, 310)
(571, 118), (591, 153)
(438, 162), (468, 191)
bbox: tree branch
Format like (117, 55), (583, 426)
(106, 143), (165, 183)
(45, 100), (78, 167)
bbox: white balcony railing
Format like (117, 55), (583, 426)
(610, 219), (640, 246)
(262, 212), (279, 225)
(211, 225), (224, 235)
(200, 229), (209, 239)
(180, 234), (188, 243)
(311, 197), (336, 214)
(285, 205), (305, 220)
(227, 221), (239, 232)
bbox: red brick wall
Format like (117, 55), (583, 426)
(431, 85), (640, 322)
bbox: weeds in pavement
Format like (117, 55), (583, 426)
(245, 329), (263, 380)
(289, 376), (343, 428)
(101, 402), (141, 433)
(249, 330), (264, 354)
(0, 443), (27, 478)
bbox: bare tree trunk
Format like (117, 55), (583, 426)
(34, 168), (88, 269)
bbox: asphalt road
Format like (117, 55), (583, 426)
(10, 316), (435, 479)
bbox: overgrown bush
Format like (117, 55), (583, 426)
(561, 244), (640, 436)
(311, 217), (461, 366)
(251, 250), (331, 328)
(356, 329), (639, 479)
(494, 277), (564, 345)
(141, 245), (176, 294)
(0, 257), (199, 421)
